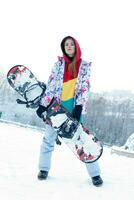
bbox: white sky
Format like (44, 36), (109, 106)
(0, 0), (134, 92)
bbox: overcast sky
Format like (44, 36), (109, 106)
(0, 0), (134, 92)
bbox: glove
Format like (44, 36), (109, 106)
(72, 105), (82, 122)
(36, 98), (55, 119)
(36, 105), (47, 118)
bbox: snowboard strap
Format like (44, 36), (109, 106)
(16, 95), (42, 108)
(16, 82), (46, 108)
(55, 135), (62, 145)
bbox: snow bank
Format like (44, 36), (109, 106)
(0, 122), (134, 200)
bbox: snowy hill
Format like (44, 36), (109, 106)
(0, 122), (134, 200)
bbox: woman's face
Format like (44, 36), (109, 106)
(64, 38), (75, 57)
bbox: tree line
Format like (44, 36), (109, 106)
(84, 91), (134, 146)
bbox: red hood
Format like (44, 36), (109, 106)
(60, 36), (81, 63)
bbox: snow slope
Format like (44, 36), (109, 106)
(0, 122), (134, 200)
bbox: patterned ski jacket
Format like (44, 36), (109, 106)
(41, 57), (91, 114)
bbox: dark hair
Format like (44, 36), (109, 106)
(60, 36), (76, 61)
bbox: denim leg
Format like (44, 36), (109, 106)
(85, 161), (101, 178)
(39, 124), (57, 172)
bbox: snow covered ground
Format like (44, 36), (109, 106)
(0, 122), (134, 200)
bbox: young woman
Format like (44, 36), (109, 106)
(36, 36), (103, 186)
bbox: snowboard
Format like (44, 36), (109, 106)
(7, 65), (103, 163)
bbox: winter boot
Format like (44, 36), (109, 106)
(38, 170), (48, 180)
(91, 175), (103, 186)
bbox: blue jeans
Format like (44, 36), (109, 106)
(39, 124), (101, 178)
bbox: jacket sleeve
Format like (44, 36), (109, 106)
(41, 61), (60, 107)
(75, 61), (91, 114)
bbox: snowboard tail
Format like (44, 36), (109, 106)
(7, 65), (103, 163)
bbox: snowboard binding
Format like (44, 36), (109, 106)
(16, 82), (46, 108)
(7, 65), (46, 109)
(57, 118), (79, 139)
